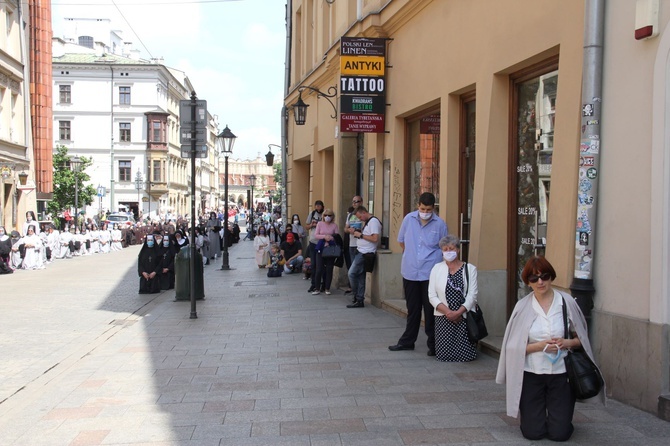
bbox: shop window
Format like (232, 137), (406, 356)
(406, 112), (440, 212)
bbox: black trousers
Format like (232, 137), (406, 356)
(519, 371), (576, 442)
(397, 279), (434, 351)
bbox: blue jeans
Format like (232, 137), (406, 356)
(348, 250), (366, 302)
(284, 255), (304, 273)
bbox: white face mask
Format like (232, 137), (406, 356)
(293, 219), (299, 224)
(324, 216), (332, 223)
(443, 251), (458, 262)
(419, 212), (432, 220)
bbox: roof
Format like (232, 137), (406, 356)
(53, 53), (153, 65)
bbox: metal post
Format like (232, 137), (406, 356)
(221, 154), (231, 270)
(74, 171), (79, 231)
(189, 91), (198, 319)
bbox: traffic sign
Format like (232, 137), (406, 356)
(180, 129), (207, 145)
(179, 100), (207, 128)
(180, 145), (208, 159)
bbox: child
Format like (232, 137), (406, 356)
(267, 243), (284, 278)
(302, 256), (312, 280)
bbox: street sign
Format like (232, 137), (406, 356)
(180, 145), (208, 159)
(180, 129), (207, 145)
(179, 99), (207, 128)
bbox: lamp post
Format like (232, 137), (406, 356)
(70, 156), (82, 230)
(215, 125), (237, 271)
(134, 171), (143, 221)
(291, 86), (338, 126)
(249, 174), (256, 240)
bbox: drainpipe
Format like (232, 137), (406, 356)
(109, 65), (115, 213)
(571, 0), (605, 322)
(282, 0), (292, 224)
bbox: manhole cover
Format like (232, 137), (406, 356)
(234, 280), (269, 287)
(249, 293), (280, 298)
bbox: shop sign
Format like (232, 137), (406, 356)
(340, 76), (385, 94)
(340, 56), (385, 76)
(341, 37), (386, 56)
(420, 114), (440, 134)
(340, 113), (385, 133)
(340, 95), (386, 114)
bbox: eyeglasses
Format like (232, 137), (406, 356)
(528, 272), (552, 283)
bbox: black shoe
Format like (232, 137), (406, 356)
(351, 296), (357, 303)
(308, 287), (316, 292)
(427, 350), (436, 357)
(388, 344), (415, 351)
(347, 301), (364, 308)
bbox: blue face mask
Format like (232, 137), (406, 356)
(147, 241), (154, 248)
(543, 345), (563, 364)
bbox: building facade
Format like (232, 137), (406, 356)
(219, 156), (277, 210)
(52, 30), (220, 220)
(284, 0), (670, 418)
(0, 0), (37, 231)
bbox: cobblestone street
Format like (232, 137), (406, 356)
(0, 237), (668, 445)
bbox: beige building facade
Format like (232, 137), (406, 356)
(284, 0), (670, 418)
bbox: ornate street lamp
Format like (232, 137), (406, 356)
(291, 86), (338, 126)
(249, 174), (256, 240)
(134, 171), (143, 221)
(216, 125), (237, 271)
(70, 156), (82, 230)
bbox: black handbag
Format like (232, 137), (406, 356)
(321, 244), (341, 258)
(561, 298), (604, 399)
(462, 263), (488, 343)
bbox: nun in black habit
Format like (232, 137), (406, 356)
(138, 234), (161, 294)
(157, 233), (176, 290)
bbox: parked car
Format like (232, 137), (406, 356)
(105, 213), (135, 227)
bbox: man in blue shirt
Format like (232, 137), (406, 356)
(389, 192), (448, 356)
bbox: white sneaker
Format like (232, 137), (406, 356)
(311, 290), (320, 295)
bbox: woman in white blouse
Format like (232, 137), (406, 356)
(496, 255), (601, 441)
(428, 235), (478, 362)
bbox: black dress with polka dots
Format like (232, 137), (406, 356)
(434, 264), (477, 362)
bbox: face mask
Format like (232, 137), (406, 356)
(27, 216), (33, 221)
(164, 237), (170, 244)
(419, 212), (432, 220)
(0, 231), (4, 236)
(543, 344), (563, 364)
(147, 241), (154, 248)
(443, 251), (458, 262)
(324, 216), (332, 223)
(293, 219), (299, 224)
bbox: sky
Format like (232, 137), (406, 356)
(51, 0), (287, 161)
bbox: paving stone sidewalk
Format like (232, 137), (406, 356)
(0, 236), (668, 445)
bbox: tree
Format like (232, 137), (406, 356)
(48, 145), (97, 219)
(272, 162), (283, 205)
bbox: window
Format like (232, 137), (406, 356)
(59, 120), (71, 140)
(59, 85), (71, 104)
(119, 160), (131, 182)
(406, 111), (440, 212)
(152, 159), (162, 182)
(151, 121), (164, 142)
(119, 122), (131, 142)
(119, 86), (131, 105)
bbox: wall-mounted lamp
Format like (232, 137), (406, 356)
(266, 144), (282, 166)
(291, 86), (338, 126)
(18, 171), (28, 186)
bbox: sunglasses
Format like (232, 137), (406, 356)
(528, 272), (552, 283)
(352, 200), (362, 203)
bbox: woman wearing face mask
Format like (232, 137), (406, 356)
(427, 234), (478, 362)
(23, 211), (40, 236)
(290, 214), (306, 243)
(138, 234), (161, 294)
(254, 226), (270, 268)
(312, 209), (340, 295)
(496, 255), (602, 442)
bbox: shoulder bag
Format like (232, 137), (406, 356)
(462, 263), (488, 343)
(321, 243), (342, 258)
(561, 297), (604, 399)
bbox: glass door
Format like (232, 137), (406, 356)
(509, 68), (558, 307)
(459, 95), (476, 262)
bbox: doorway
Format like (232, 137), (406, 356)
(459, 93), (476, 262)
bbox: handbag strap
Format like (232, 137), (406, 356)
(561, 296), (570, 339)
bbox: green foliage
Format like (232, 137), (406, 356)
(47, 145), (97, 217)
(272, 162), (283, 204)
